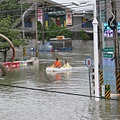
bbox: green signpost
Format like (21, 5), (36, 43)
(102, 47), (114, 58)
(103, 53), (113, 58)
(102, 47), (114, 53)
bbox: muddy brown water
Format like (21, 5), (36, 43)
(0, 40), (120, 120)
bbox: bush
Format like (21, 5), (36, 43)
(79, 30), (90, 40)
(37, 21), (72, 41)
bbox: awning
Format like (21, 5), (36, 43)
(48, 11), (66, 17)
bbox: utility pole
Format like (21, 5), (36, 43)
(42, 0), (45, 45)
(111, 0), (120, 93)
(35, 0), (39, 57)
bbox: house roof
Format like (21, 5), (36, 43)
(19, 0), (94, 13)
(14, 0), (94, 28)
(47, 0), (94, 13)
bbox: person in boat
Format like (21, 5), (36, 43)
(50, 58), (61, 68)
(63, 60), (71, 68)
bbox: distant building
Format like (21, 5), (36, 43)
(14, 0), (93, 40)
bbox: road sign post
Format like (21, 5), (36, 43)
(85, 57), (93, 98)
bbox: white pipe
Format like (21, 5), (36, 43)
(0, 33), (15, 71)
(0, 62), (7, 76)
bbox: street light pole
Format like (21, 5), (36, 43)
(92, 0), (99, 99)
(70, 0), (99, 98)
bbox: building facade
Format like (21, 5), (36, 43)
(14, 1), (93, 41)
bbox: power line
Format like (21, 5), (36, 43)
(0, 83), (119, 101)
(0, 6), (110, 35)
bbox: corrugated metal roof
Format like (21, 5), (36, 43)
(48, 0), (94, 13)
(19, 0), (94, 13)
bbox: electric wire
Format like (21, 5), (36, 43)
(0, 83), (119, 101)
(0, 6), (110, 35)
(0, 2), (110, 16)
(0, 1), (110, 18)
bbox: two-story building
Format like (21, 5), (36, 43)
(14, 0), (93, 41)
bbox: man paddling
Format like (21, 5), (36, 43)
(50, 58), (61, 68)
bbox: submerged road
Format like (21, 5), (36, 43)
(0, 40), (120, 120)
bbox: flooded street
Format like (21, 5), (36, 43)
(0, 40), (120, 120)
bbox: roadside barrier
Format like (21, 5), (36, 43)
(101, 85), (111, 99)
(4, 62), (20, 69)
(105, 85), (111, 99)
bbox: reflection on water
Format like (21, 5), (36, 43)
(0, 40), (120, 120)
(46, 71), (72, 81)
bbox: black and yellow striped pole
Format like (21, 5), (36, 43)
(105, 85), (110, 99)
(116, 72), (120, 93)
(23, 47), (26, 60)
(99, 69), (104, 96)
(99, 70), (104, 86)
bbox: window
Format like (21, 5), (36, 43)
(25, 18), (32, 27)
(82, 17), (93, 28)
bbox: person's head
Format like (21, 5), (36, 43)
(56, 58), (58, 61)
(65, 60), (67, 64)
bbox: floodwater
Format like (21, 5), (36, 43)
(0, 40), (120, 120)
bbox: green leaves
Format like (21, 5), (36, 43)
(0, 15), (27, 49)
(37, 21), (72, 41)
(79, 30), (90, 40)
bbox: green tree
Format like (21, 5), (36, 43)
(37, 21), (42, 41)
(0, 16), (28, 62)
(79, 30), (90, 40)
(37, 21), (72, 41)
(0, 0), (31, 22)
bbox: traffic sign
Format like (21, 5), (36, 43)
(102, 47), (114, 52)
(103, 53), (113, 58)
(85, 57), (92, 68)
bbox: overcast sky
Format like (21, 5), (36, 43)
(50, 0), (94, 12)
